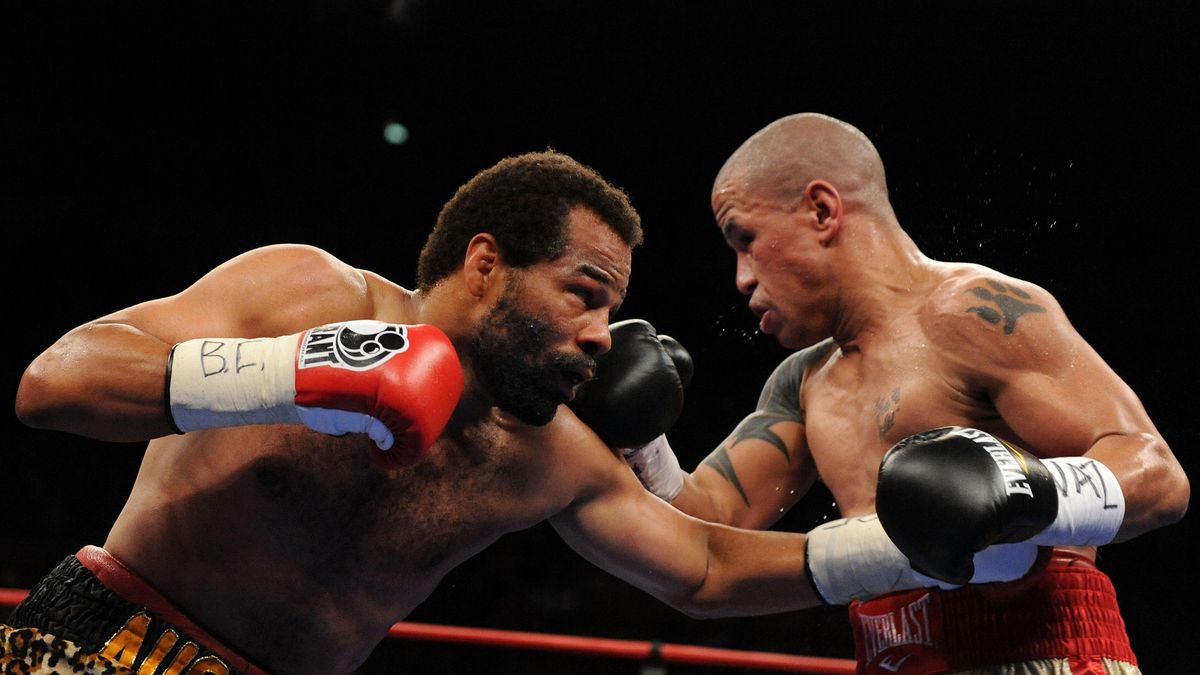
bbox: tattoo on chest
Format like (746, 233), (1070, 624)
(966, 279), (1046, 335)
(874, 388), (901, 439)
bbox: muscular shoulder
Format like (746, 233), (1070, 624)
(203, 244), (359, 285)
(758, 338), (835, 414)
(183, 244), (381, 336)
(919, 264), (1073, 377)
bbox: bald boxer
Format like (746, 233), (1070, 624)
(607, 114), (1189, 674)
(4, 150), (1021, 675)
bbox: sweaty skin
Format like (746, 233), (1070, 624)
(673, 114), (1188, 565)
(16, 207), (822, 675)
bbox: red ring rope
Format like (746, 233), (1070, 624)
(2, 587), (854, 673)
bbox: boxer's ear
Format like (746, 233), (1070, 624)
(462, 233), (500, 298)
(805, 179), (842, 245)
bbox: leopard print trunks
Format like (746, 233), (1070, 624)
(3, 547), (267, 675)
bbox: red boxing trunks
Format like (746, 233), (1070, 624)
(848, 551), (1136, 674)
(2, 546), (269, 675)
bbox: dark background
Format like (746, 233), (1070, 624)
(4, 1), (1196, 673)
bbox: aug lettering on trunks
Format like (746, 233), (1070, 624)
(857, 592), (935, 664)
(955, 428), (1034, 497)
(100, 612), (230, 675)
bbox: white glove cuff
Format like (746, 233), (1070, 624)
(805, 516), (1039, 605)
(168, 335), (300, 432)
(805, 515), (933, 605)
(1031, 457), (1125, 546)
(620, 434), (684, 502)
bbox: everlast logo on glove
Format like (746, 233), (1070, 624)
(300, 322), (409, 370)
(952, 428), (1035, 497)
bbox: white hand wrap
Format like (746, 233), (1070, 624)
(1030, 456), (1125, 546)
(620, 434), (684, 502)
(168, 336), (301, 432)
(805, 515), (1037, 605)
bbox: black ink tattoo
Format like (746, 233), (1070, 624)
(730, 411), (794, 460)
(703, 448), (750, 506)
(704, 340), (830, 506)
(966, 279), (1046, 335)
(874, 388), (901, 439)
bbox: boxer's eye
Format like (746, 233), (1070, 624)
(568, 285), (595, 307)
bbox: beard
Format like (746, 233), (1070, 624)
(463, 282), (595, 426)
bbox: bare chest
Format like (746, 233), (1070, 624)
(254, 426), (560, 578)
(801, 342), (990, 513)
(123, 418), (572, 672)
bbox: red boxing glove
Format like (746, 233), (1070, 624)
(169, 321), (463, 468)
(293, 322), (463, 467)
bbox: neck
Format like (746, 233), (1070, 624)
(831, 220), (931, 351)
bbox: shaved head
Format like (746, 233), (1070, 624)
(715, 113), (893, 217)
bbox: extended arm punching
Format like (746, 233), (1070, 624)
(566, 322), (1038, 607)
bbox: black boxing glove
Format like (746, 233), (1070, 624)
(569, 319), (693, 501)
(876, 427), (1057, 585)
(876, 426), (1125, 585)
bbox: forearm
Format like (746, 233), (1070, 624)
(1082, 432), (1189, 541)
(681, 514), (1040, 619)
(678, 524), (820, 618)
(16, 322), (177, 441)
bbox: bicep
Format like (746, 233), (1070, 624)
(679, 348), (823, 529)
(685, 417), (817, 529)
(988, 323), (1188, 538)
(987, 317), (1159, 458)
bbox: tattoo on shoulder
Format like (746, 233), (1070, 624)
(966, 279), (1046, 335)
(735, 345), (813, 457)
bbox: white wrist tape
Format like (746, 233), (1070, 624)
(1031, 456), (1125, 546)
(620, 434), (684, 502)
(806, 515), (939, 605)
(168, 336), (300, 432)
(805, 515), (1037, 605)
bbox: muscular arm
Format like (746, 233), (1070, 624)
(671, 342), (832, 529)
(936, 274), (1189, 541)
(549, 423), (821, 618)
(15, 244), (378, 441)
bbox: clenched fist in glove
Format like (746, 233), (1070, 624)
(876, 426), (1125, 585)
(568, 319), (693, 501)
(168, 320), (463, 468)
